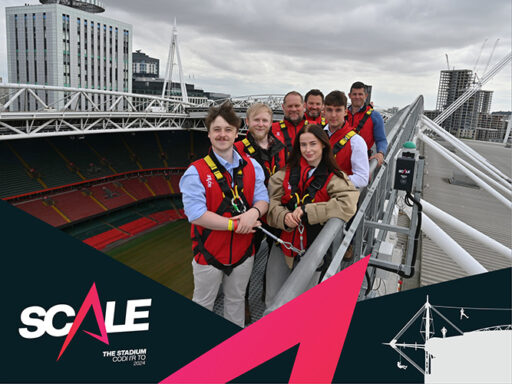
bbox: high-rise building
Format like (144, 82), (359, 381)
(433, 69), (493, 139)
(5, 0), (132, 111)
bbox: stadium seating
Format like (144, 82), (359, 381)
(147, 175), (172, 196)
(52, 191), (105, 221)
(50, 137), (113, 179)
(119, 217), (157, 236)
(3, 129), (204, 247)
(121, 178), (153, 200)
(0, 143), (43, 198)
(83, 228), (130, 250)
(169, 174), (182, 194)
(123, 133), (164, 169)
(10, 139), (83, 188)
(14, 199), (69, 227)
(89, 182), (135, 209)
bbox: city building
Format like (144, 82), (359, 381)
(131, 50), (229, 100)
(133, 49), (159, 78)
(5, 0), (132, 111)
(425, 69), (509, 141)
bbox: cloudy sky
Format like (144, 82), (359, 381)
(1, 0), (511, 111)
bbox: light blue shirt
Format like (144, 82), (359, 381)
(179, 149), (269, 222)
(324, 124), (369, 188)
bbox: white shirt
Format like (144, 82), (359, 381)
(324, 124), (369, 188)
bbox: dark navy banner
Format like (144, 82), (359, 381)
(1, 200), (511, 383)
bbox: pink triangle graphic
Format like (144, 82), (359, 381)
(57, 282), (109, 361)
(161, 255), (369, 384)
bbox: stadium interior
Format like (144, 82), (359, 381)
(2, 130), (211, 256)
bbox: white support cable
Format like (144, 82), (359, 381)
(403, 207), (487, 275)
(422, 116), (512, 185)
(419, 132), (512, 208)
(503, 114), (512, 145)
(418, 131), (512, 197)
(421, 199), (512, 260)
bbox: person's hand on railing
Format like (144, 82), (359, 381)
(370, 151), (384, 166)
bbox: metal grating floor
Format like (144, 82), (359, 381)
(213, 240), (269, 326)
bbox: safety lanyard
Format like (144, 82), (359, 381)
(204, 154), (247, 214)
(354, 106), (373, 133)
(333, 129), (357, 155)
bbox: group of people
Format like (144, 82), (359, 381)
(179, 82), (388, 327)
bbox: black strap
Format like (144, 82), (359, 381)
(204, 150), (249, 214)
(244, 132), (285, 181)
(286, 163), (329, 210)
(193, 226), (253, 275)
(279, 120), (293, 157)
(332, 123), (357, 156)
(354, 105), (373, 134)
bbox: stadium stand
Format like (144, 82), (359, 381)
(123, 133), (163, 169)
(52, 190), (106, 221)
(119, 217), (158, 236)
(85, 134), (136, 173)
(147, 175), (172, 196)
(88, 182), (135, 209)
(121, 178), (153, 200)
(3, 129), (211, 249)
(50, 137), (113, 179)
(83, 228), (130, 250)
(14, 198), (69, 227)
(9, 139), (83, 188)
(0, 143), (43, 197)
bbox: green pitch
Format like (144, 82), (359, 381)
(107, 220), (194, 299)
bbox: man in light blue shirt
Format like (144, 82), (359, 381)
(179, 102), (268, 328)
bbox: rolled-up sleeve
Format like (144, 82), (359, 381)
(179, 165), (207, 222)
(372, 111), (388, 154)
(250, 159), (269, 203)
(349, 135), (369, 188)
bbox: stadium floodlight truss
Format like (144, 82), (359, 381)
(0, 84), (289, 140)
(196, 94), (285, 110)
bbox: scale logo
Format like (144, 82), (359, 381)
(18, 283), (151, 361)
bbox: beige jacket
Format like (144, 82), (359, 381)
(267, 169), (360, 231)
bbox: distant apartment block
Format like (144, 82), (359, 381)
(133, 50), (159, 78)
(426, 69), (509, 142)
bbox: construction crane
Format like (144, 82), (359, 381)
(472, 39), (488, 79)
(483, 38), (500, 75)
(445, 54), (451, 70)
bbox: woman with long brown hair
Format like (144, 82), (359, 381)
(265, 124), (359, 307)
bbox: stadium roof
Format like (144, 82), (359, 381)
(420, 139), (512, 286)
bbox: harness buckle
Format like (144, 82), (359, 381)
(231, 196), (246, 214)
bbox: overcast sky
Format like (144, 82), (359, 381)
(1, 0), (511, 111)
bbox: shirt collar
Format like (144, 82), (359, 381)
(349, 104), (366, 113)
(212, 148), (241, 170)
